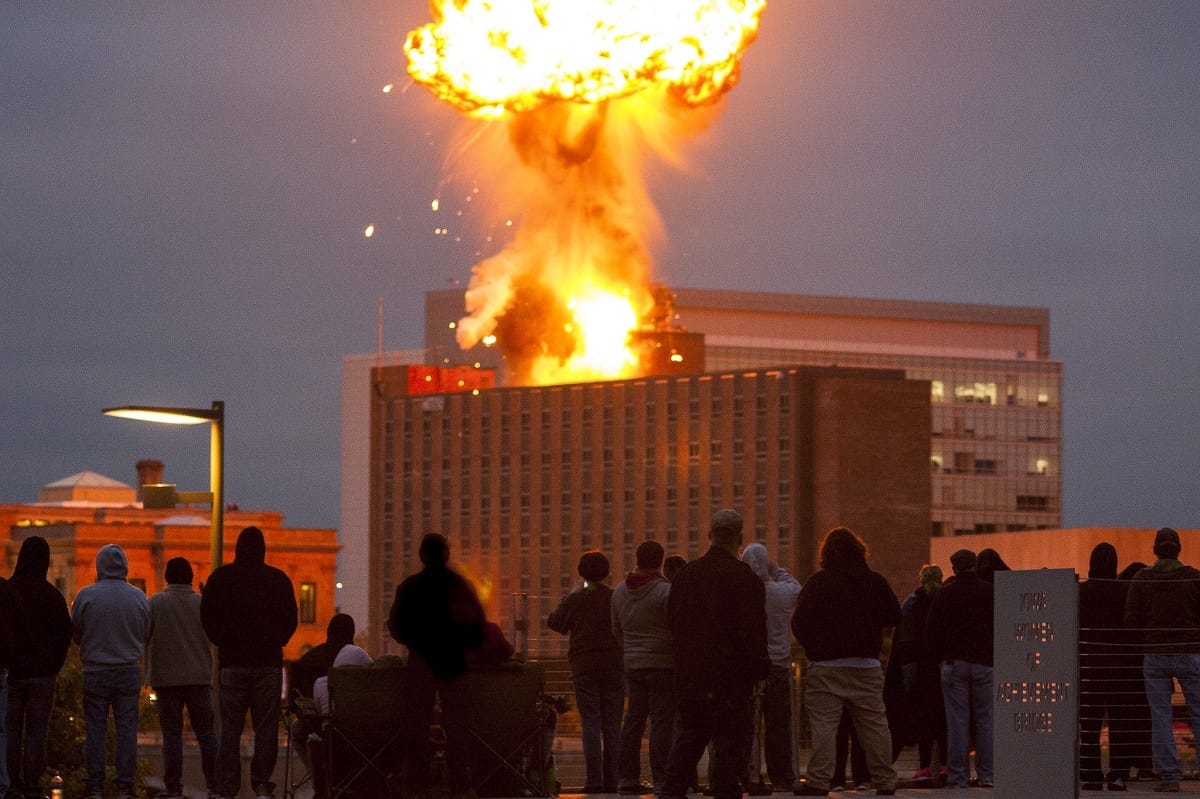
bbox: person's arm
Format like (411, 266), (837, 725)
(610, 589), (624, 649)
(546, 591), (576, 635)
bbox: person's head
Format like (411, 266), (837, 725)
(331, 644), (373, 668)
(13, 535), (51, 579)
(818, 526), (867, 570)
(1088, 542), (1118, 580)
(419, 533), (450, 567)
(578, 550), (610, 585)
(949, 548), (977, 575)
(96, 544), (129, 580)
(164, 557), (193, 586)
(663, 555), (687, 582)
(976, 548), (1010, 582)
(709, 509), (744, 553)
(740, 542), (771, 580)
(918, 563), (943, 594)
(235, 526), (266, 562)
(1119, 561), (1148, 581)
(635, 539), (665, 571)
(1154, 527), (1181, 561)
(326, 613), (356, 646)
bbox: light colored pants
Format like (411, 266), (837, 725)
(803, 665), (896, 792)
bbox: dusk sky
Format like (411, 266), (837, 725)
(3, 3), (1197, 533)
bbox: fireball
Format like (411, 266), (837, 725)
(406, 0), (766, 385)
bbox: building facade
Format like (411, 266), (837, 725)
(424, 287), (1064, 538)
(1, 468), (339, 658)
(367, 362), (931, 655)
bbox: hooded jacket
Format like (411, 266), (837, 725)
(146, 581), (212, 687)
(70, 545), (151, 672)
(793, 558), (900, 664)
(611, 570), (672, 671)
(200, 527), (298, 668)
(8, 536), (72, 679)
(741, 543), (802, 668)
(1079, 542), (1132, 665)
(1124, 556), (1200, 653)
(925, 570), (993, 666)
(314, 644), (374, 717)
(291, 614), (356, 698)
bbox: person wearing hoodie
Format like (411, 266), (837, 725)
(792, 527), (899, 797)
(1124, 527), (1200, 793)
(925, 548), (993, 790)
(1078, 542), (1132, 791)
(201, 526), (298, 799)
(610, 539), (673, 794)
(6, 536), (71, 799)
(70, 544), (151, 799)
(740, 542), (801, 792)
(147, 557), (217, 799)
(288, 613), (355, 767)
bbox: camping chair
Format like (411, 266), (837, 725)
(325, 657), (407, 799)
(467, 660), (551, 797)
(283, 694), (324, 799)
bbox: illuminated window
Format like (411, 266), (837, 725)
(931, 381), (945, 402)
(299, 582), (317, 624)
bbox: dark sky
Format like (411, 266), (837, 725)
(3, 2), (1197, 531)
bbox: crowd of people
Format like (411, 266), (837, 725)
(0, 517), (1194, 799)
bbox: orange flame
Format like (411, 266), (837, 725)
(406, 0), (766, 385)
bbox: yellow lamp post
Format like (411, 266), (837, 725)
(103, 401), (225, 569)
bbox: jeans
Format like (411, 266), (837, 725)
(217, 666), (282, 798)
(618, 668), (676, 790)
(82, 666), (141, 794)
(940, 660), (993, 788)
(1143, 653), (1200, 781)
(759, 664), (796, 788)
(803, 665), (895, 793)
(7, 675), (55, 798)
(157, 684), (218, 795)
(574, 669), (624, 789)
(662, 690), (754, 799)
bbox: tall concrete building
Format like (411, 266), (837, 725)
(425, 288), (1063, 538)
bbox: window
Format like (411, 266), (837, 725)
(299, 582), (317, 624)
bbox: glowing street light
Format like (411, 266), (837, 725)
(103, 401), (225, 569)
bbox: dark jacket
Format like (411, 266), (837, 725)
(793, 561), (901, 663)
(547, 582), (622, 679)
(1079, 543), (1131, 669)
(291, 641), (347, 698)
(1124, 558), (1200, 654)
(200, 527), (298, 668)
(2, 537), (65, 677)
(925, 571), (994, 667)
(388, 561), (486, 680)
(668, 545), (768, 697)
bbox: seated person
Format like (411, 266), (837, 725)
(309, 645), (374, 799)
(290, 614), (356, 765)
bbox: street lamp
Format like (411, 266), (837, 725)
(103, 401), (225, 569)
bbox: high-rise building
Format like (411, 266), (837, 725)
(366, 360), (931, 655)
(424, 287), (1063, 538)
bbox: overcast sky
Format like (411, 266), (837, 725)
(3, 2), (1197, 532)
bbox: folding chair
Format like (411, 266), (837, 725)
(283, 694), (322, 799)
(325, 658), (407, 799)
(467, 661), (551, 797)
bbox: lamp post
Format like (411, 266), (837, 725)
(103, 401), (225, 569)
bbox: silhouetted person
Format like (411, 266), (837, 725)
(548, 550), (623, 792)
(147, 557), (217, 799)
(663, 556), (687, 584)
(1124, 527), (1200, 793)
(926, 548), (993, 789)
(888, 564), (945, 785)
(740, 542), (801, 791)
(1078, 543), (1129, 790)
(793, 527), (899, 796)
(975, 548), (1010, 583)
(612, 539), (674, 794)
(71, 544), (150, 799)
(202, 526), (298, 799)
(1113, 561), (1155, 782)
(660, 510), (768, 799)
(388, 533), (486, 799)
(6, 536), (71, 799)
(289, 613), (355, 766)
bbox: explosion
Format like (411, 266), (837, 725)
(406, 0), (766, 385)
